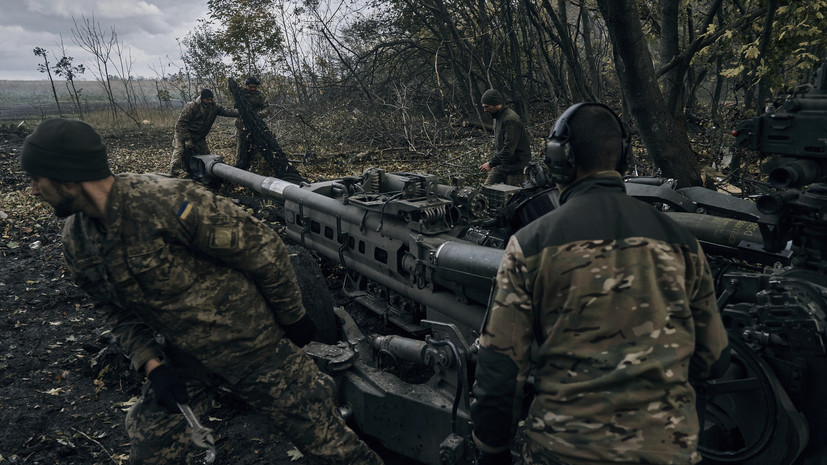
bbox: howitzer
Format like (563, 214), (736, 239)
(694, 59), (827, 465)
(192, 154), (780, 464)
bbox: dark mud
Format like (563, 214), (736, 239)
(0, 123), (415, 465)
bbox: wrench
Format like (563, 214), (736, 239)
(177, 402), (216, 449)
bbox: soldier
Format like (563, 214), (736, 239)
(22, 118), (384, 465)
(169, 88), (240, 177)
(470, 103), (729, 465)
(478, 89), (531, 186)
(235, 76), (271, 171)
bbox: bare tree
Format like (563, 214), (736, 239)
(72, 13), (118, 120)
(149, 57), (177, 110)
(110, 35), (142, 123)
(274, 0), (311, 102)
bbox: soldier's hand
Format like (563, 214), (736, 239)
(184, 140), (195, 150)
(476, 450), (512, 465)
(147, 364), (189, 414)
(283, 314), (317, 347)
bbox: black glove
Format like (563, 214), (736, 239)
(476, 450), (512, 465)
(282, 314), (317, 347)
(147, 364), (189, 414)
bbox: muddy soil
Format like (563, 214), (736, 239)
(0, 122), (417, 464)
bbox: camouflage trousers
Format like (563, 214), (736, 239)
(484, 169), (525, 187)
(520, 439), (571, 465)
(169, 137), (208, 175)
(125, 337), (384, 465)
(235, 128), (256, 171)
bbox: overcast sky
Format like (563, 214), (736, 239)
(0, 0), (210, 81)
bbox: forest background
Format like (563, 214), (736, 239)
(1, 0), (826, 463)
(5, 0), (827, 190)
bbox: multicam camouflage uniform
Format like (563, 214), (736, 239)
(62, 173), (383, 465)
(471, 171), (729, 465)
(485, 106), (531, 186)
(234, 87), (270, 170)
(169, 96), (240, 175)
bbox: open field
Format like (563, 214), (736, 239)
(0, 80), (185, 125)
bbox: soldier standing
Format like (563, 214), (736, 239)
(478, 89), (531, 186)
(22, 118), (384, 465)
(169, 89), (240, 177)
(234, 76), (271, 171)
(470, 103), (729, 465)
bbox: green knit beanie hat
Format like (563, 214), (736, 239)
(21, 118), (112, 182)
(481, 89), (504, 105)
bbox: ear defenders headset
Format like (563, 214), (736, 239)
(544, 102), (631, 185)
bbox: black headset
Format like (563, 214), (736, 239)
(544, 102), (631, 185)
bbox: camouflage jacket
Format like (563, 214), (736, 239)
(174, 96), (240, 143)
(489, 107), (531, 174)
(235, 89), (270, 130)
(62, 173), (306, 384)
(471, 171), (728, 464)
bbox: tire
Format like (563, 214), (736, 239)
(286, 244), (338, 344)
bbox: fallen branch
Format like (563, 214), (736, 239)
(71, 427), (121, 465)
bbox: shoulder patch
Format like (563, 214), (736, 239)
(178, 201), (194, 220)
(208, 226), (238, 249)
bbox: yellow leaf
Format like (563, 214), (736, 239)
(703, 23), (717, 36)
(41, 387), (65, 396)
(287, 447), (304, 461)
(721, 65), (744, 78)
(113, 396), (139, 412)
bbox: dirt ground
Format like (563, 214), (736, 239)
(0, 122), (413, 465)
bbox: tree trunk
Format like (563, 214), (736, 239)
(711, 40), (725, 125)
(596, 0), (703, 187)
(503, 0), (527, 121)
(660, 0), (683, 117)
(581, 5), (602, 99)
(755, 0), (779, 111)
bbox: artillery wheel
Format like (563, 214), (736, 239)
(287, 244), (338, 344)
(697, 336), (808, 465)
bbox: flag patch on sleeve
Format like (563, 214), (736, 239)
(177, 201), (193, 220)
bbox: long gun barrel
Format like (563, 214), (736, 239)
(194, 154), (498, 337)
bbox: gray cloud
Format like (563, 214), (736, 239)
(0, 0), (209, 80)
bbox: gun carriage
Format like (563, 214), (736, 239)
(189, 65), (827, 464)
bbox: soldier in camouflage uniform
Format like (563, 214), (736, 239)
(235, 76), (271, 171)
(470, 103), (729, 465)
(478, 89), (532, 186)
(21, 118), (384, 465)
(169, 89), (240, 177)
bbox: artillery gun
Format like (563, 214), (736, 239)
(190, 62), (827, 464)
(694, 60), (827, 465)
